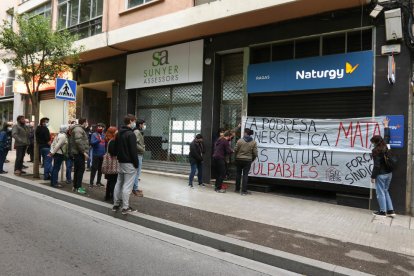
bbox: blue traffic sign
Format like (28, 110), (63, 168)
(55, 78), (76, 101)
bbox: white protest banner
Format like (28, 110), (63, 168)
(243, 116), (385, 188)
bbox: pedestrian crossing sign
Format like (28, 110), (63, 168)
(55, 78), (77, 101)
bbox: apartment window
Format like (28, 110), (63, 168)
(127, 0), (153, 9)
(6, 9), (14, 28)
(28, 2), (52, 19)
(58, 0), (103, 39)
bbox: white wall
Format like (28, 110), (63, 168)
(39, 99), (68, 133)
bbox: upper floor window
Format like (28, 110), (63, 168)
(58, 0), (103, 39)
(127, 0), (153, 9)
(6, 9), (14, 28)
(28, 2), (52, 19)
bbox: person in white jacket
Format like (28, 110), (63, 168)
(48, 125), (68, 188)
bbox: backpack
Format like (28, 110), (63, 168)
(67, 126), (78, 158)
(384, 149), (398, 171)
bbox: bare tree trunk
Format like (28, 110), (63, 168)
(32, 94), (40, 179)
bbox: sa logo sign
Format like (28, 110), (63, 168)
(152, 50), (169, 66)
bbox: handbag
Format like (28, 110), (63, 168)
(101, 140), (119, 175)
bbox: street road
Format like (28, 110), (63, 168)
(0, 181), (297, 276)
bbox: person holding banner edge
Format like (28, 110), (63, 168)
(235, 128), (258, 195)
(370, 118), (396, 217)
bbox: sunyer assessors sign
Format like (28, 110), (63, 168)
(126, 40), (203, 89)
(244, 116), (386, 188)
(247, 50), (373, 93)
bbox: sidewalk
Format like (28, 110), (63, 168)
(2, 151), (414, 275)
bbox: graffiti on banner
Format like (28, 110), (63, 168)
(243, 116), (385, 188)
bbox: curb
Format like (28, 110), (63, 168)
(0, 175), (372, 276)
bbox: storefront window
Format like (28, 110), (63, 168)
(127, 0), (153, 9)
(58, 0), (103, 38)
(136, 84), (202, 163)
(295, 38), (320, 58)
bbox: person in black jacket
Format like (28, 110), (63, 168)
(35, 117), (52, 180)
(188, 134), (205, 188)
(112, 114), (139, 215)
(370, 118), (395, 217)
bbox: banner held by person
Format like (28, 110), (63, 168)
(243, 116), (385, 188)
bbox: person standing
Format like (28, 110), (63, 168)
(188, 134), (205, 188)
(212, 131), (233, 193)
(89, 123), (106, 188)
(69, 118), (89, 194)
(371, 118), (396, 217)
(132, 119), (145, 197)
(234, 128), (258, 196)
(112, 114), (139, 215)
(104, 126), (118, 202)
(48, 125), (68, 188)
(0, 122), (12, 174)
(65, 120), (76, 184)
(27, 120), (34, 162)
(12, 115), (29, 176)
(36, 117), (52, 180)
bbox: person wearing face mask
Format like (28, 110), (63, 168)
(0, 122), (12, 174)
(132, 119), (146, 197)
(112, 114), (139, 215)
(371, 118), (395, 217)
(35, 117), (52, 180)
(89, 123), (106, 188)
(212, 131), (234, 193)
(12, 116), (30, 175)
(68, 118), (90, 194)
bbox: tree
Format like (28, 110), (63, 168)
(0, 15), (82, 178)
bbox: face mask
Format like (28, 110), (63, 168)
(142, 125), (146, 131)
(45, 123), (49, 127)
(130, 122), (136, 129)
(7, 127), (12, 131)
(25, 123), (29, 126)
(97, 128), (103, 133)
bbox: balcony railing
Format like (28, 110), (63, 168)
(194, 0), (217, 6)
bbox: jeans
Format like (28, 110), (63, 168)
(90, 155), (103, 185)
(189, 161), (202, 186)
(15, 145), (27, 171)
(51, 153), (64, 186)
(73, 153), (85, 189)
(133, 155), (143, 191)
(114, 163), (136, 209)
(40, 147), (52, 180)
(0, 150), (8, 172)
(235, 160), (252, 193)
(375, 173), (394, 212)
(66, 158), (73, 181)
(214, 158), (226, 190)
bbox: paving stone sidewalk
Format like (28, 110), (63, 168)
(2, 151), (414, 275)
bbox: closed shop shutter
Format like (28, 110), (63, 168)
(39, 90), (56, 101)
(248, 90), (372, 119)
(247, 89), (373, 194)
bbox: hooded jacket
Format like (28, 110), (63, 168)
(235, 136), (258, 162)
(189, 139), (205, 163)
(50, 132), (68, 155)
(116, 126), (138, 168)
(69, 125), (89, 155)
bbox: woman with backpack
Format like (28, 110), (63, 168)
(234, 128), (258, 195)
(370, 118), (395, 217)
(48, 125), (69, 188)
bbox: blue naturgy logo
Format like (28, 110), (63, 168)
(247, 50), (373, 94)
(295, 62), (359, 80)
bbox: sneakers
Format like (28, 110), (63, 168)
(132, 190), (144, 197)
(66, 180), (72, 184)
(387, 210), (396, 217)
(76, 187), (86, 194)
(198, 183), (206, 187)
(215, 189), (226, 193)
(121, 207), (137, 215)
(373, 211), (386, 217)
(188, 184), (194, 188)
(0, 171), (8, 174)
(96, 183), (104, 187)
(112, 205), (120, 212)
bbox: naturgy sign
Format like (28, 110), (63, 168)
(126, 40), (203, 89)
(247, 50), (373, 93)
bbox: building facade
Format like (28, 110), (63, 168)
(9, 0), (414, 214)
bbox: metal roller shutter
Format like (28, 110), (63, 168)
(248, 90), (372, 119)
(247, 89), (373, 195)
